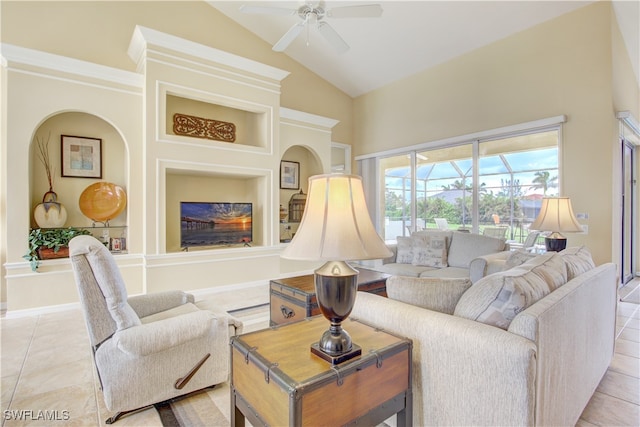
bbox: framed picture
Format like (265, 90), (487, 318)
(61, 135), (102, 178)
(280, 160), (300, 190)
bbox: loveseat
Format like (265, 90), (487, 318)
(351, 247), (617, 426)
(363, 230), (510, 283)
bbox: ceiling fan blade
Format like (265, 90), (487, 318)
(317, 22), (349, 54)
(239, 5), (297, 16)
(272, 22), (306, 52)
(327, 4), (383, 18)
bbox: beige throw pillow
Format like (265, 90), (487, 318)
(524, 252), (568, 291)
(560, 246), (596, 281)
(396, 236), (414, 264)
(412, 234), (448, 267)
(454, 253), (565, 329)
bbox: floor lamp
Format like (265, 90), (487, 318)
(281, 174), (392, 364)
(529, 197), (583, 252)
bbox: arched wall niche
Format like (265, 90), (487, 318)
(279, 145), (323, 241)
(30, 111), (129, 228)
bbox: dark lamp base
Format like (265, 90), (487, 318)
(545, 236), (567, 252)
(311, 342), (362, 365)
(312, 260), (361, 365)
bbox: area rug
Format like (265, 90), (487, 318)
(155, 388), (227, 427)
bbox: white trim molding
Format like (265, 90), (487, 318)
(1, 43), (143, 90)
(356, 115), (567, 160)
(617, 111), (640, 140)
(128, 25), (290, 83)
(280, 107), (339, 129)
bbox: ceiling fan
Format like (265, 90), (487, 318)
(239, 2), (383, 53)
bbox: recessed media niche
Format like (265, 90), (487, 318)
(165, 170), (265, 253)
(165, 93), (268, 149)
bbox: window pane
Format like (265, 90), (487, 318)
(375, 129), (558, 243)
(381, 154), (412, 240)
(479, 131), (559, 242)
(417, 145), (473, 230)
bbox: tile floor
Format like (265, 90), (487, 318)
(1, 280), (639, 426)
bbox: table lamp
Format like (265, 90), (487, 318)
(281, 174), (392, 364)
(529, 197), (583, 252)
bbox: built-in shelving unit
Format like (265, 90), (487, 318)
(3, 26), (340, 312)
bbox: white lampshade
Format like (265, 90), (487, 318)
(530, 197), (583, 232)
(281, 174), (392, 261)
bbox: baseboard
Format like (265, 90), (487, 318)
(4, 301), (81, 319)
(188, 279), (269, 298)
(3, 275), (311, 319)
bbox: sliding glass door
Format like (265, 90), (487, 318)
(621, 139), (635, 285)
(378, 128), (559, 242)
(478, 131), (559, 242)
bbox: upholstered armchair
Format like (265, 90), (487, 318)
(69, 235), (242, 423)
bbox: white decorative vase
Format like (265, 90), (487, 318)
(34, 191), (67, 228)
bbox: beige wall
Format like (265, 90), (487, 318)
(611, 6), (640, 277)
(0, 1), (354, 143)
(1, 1), (638, 308)
(1, 1), (350, 309)
(353, 2), (639, 267)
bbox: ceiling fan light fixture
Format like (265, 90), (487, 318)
(307, 11), (318, 26)
(241, 2), (382, 53)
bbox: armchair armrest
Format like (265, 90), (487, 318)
(386, 276), (471, 314)
(468, 250), (511, 284)
(127, 290), (195, 318)
(194, 299), (244, 336)
(113, 310), (213, 356)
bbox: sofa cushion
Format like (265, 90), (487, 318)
(447, 232), (506, 268)
(454, 253), (561, 329)
(412, 234), (448, 267)
(376, 263), (437, 277)
(396, 236), (414, 264)
(387, 276), (472, 315)
(559, 246), (596, 281)
(419, 266), (470, 279)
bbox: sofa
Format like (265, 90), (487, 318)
(362, 229), (510, 283)
(351, 247), (618, 426)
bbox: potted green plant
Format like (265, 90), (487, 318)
(24, 227), (92, 271)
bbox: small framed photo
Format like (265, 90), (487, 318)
(280, 160), (300, 190)
(61, 135), (102, 178)
(110, 237), (122, 252)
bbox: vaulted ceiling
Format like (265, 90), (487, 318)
(211, 1), (639, 98)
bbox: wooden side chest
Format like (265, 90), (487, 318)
(269, 269), (390, 326)
(231, 316), (412, 426)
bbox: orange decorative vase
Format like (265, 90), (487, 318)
(33, 190), (67, 228)
(79, 182), (127, 226)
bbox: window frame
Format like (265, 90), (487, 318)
(357, 116), (566, 240)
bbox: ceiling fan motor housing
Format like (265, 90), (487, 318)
(298, 5), (325, 22)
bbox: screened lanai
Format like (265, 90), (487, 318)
(381, 130), (559, 241)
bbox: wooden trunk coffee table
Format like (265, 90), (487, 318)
(230, 315), (413, 427)
(269, 268), (390, 326)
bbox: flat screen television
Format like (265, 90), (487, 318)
(180, 202), (252, 248)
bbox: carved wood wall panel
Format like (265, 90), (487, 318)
(173, 113), (236, 142)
